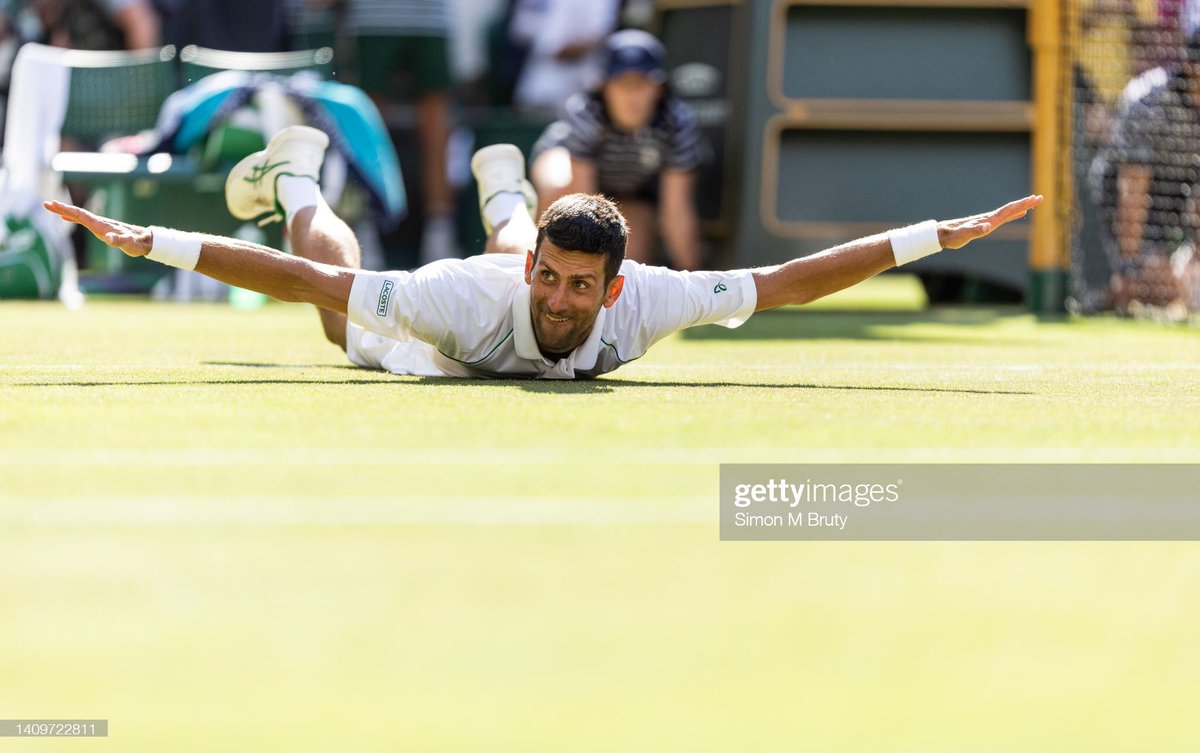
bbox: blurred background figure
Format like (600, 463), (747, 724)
(1078, 0), (1151, 107)
(159, 0), (288, 53)
(508, 0), (619, 112)
(11, 0), (160, 51)
(1090, 30), (1200, 315)
(529, 29), (703, 270)
(345, 0), (458, 265)
(446, 0), (504, 105)
(286, 0), (338, 51)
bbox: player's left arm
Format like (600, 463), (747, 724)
(751, 195), (1043, 311)
(44, 201), (353, 313)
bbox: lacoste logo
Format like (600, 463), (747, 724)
(242, 160), (288, 184)
(713, 282), (727, 294)
(377, 279), (394, 316)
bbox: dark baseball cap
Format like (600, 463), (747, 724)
(604, 29), (667, 84)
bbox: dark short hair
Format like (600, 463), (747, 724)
(535, 193), (627, 282)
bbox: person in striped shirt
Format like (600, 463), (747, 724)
(530, 29), (704, 270)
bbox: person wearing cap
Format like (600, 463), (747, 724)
(529, 29), (704, 270)
(1091, 30), (1200, 314)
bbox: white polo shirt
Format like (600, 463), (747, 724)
(343, 253), (757, 379)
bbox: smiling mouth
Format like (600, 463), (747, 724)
(545, 313), (570, 323)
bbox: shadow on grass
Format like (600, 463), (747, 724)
(13, 375), (1031, 396)
(684, 306), (1034, 343)
(204, 361), (363, 370)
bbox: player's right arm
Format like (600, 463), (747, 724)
(44, 201), (353, 313)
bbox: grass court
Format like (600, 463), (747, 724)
(1, 276), (1198, 751)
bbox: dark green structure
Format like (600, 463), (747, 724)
(658, 0), (1056, 305)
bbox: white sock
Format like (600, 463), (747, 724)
(483, 191), (524, 235)
(277, 174), (320, 227)
(493, 204), (537, 253)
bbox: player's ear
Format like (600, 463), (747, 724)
(524, 250), (535, 284)
(603, 275), (624, 308)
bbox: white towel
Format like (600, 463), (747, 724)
(0, 43), (81, 308)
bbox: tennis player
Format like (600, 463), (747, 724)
(45, 126), (1041, 379)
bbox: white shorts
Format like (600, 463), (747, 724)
(344, 321), (453, 377)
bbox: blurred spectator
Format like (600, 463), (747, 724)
(481, 0), (527, 106)
(345, 0), (457, 264)
(508, 0), (618, 111)
(26, 0), (160, 50)
(448, 0), (504, 100)
(1090, 32), (1200, 314)
(166, 0), (288, 52)
(529, 30), (703, 270)
(287, 0), (338, 51)
(1080, 0), (1152, 105)
(0, 9), (19, 145)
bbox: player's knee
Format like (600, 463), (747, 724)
(324, 326), (347, 351)
(319, 314), (348, 351)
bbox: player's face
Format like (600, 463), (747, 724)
(603, 72), (663, 131)
(524, 242), (624, 358)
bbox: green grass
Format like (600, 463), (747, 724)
(2, 278), (1199, 752)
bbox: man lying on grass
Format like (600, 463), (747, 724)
(46, 126), (1042, 379)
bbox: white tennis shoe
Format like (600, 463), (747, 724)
(471, 143), (538, 235)
(225, 125), (329, 226)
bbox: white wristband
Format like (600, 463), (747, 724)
(888, 220), (942, 266)
(146, 227), (203, 271)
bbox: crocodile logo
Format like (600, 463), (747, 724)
(242, 161), (289, 184)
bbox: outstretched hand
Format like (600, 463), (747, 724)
(43, 200), (152, 258)
(937, 195), (1043, 250)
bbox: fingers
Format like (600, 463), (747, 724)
(977, 197), (1040, 235)
(912, 193), (1041, 252)
(940, 195), (1040, 250)
(959, 196), (1041, 225)
(43, 200), (79, 221)
(43, 200), (115, 237)
(44, 200), (92, 223)
(991, 195), (1043, 221)
(44, 199), (150, 256)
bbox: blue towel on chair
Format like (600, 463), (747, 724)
(148, 70), (407, 230)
